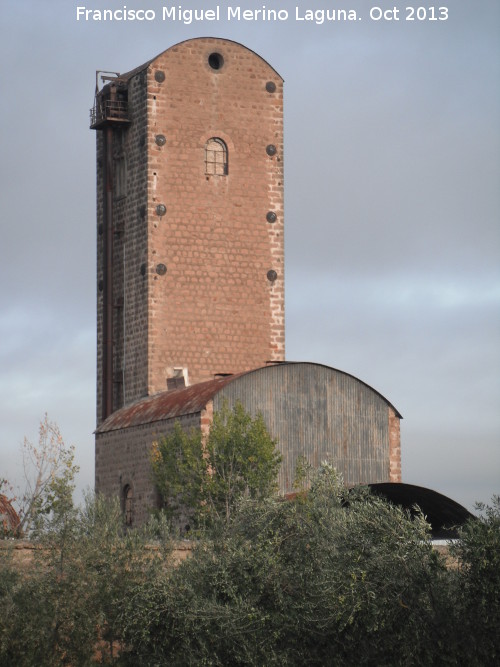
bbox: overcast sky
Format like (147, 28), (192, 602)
(1, 1), (499, 512)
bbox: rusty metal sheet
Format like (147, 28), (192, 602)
(96, 362), (402, 494)
(96, 373), (244, 434)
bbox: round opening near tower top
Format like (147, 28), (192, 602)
(208, 52), (224, 70)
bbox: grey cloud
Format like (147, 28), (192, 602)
(1, 0), (498, 510)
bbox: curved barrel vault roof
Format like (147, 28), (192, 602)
(118, 37), (283, 83)
(368, 482), (474, 538)
(96, 362), (401, 434)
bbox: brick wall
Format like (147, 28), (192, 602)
(119, 72), (150, 408)
(145, 38), (285, 393)
(94, 363), (402, 525)
(95, 125), (104, 422)
(96, 71), (149, 423)
(388, 407), (402, 482)
(95, 412), (201, 527)
(95, 38), (285, 424)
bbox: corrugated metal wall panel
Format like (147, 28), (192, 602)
(214, 364), (391, 493)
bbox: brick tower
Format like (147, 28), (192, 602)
(91, 38), (284, 424)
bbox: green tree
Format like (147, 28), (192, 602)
(150, 421), (206, 529)
(151, 401), (282, 529)
(449, 496), (500, 666)
(0, 416), (172, 666)
(123, 466), (450, 666)
(0, 492), (170, 667)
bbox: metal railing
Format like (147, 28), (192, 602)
(90, 99), (129, 128)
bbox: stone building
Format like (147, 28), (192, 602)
(91, 37), (284, 426)
(91, 38), (403, 526)
(95, 362), (402, 526)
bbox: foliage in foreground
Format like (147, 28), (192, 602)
(123, 470), (500, 667)
(1, 415), (79, 537)
(124, 466), (443, 666)
(0, 494), (170, 667)
(449, 495), (500, 666)
(151, 401), (282, 530)
(1, 461), (499, 666)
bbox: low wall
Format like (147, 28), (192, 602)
(0, 539), (194, 568)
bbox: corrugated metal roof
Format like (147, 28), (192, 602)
(96, 362), (401, 434)
(216, 362), (400, 491)
(368, 482), (474, 538)
(96, 373), (245, 434)
(118, 58), (153, 82)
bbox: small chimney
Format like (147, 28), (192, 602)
(166, 367), (189, 391)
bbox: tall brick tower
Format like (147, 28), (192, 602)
(91, 38), (284, 424)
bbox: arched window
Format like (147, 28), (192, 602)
(123, 484), (133, 526)
(205, 137), (228, 176)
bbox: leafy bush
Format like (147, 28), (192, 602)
(151, 401), (282, 530)
(123, 467), (450, 666)
(2, 453), (498, 667)
(0, 493), (170, 667)
(449, 496), (500, 665)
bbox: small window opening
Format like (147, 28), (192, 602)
(208, 53), (224, 70)
(114, 156), (127, 198)
(123, 484), (133, 526)
(205, 137), (228, 176)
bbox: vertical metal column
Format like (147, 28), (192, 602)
(102, 123), (114, 421)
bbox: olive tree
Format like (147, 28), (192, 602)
(0, 492), (170, 667)
(449, 496), (500, 666)
(123, 466), (450, 666)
